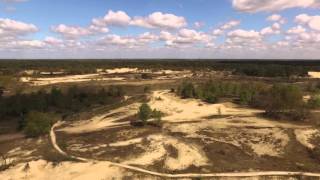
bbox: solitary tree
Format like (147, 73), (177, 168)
(138, 103), (152, 123)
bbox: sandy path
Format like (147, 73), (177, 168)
(47, 121), (320, 178)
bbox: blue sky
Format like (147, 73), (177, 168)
(0, 0), (320, 59)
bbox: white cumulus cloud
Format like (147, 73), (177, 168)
(233, 0), (320, 12)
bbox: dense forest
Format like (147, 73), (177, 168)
(0, 85), (125, 136)
(1, 60), (320, 77)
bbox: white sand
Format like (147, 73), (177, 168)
(0, 160), (126, 180)
(308, 72), (320, 78)
(109, 138), (143, 147)
(60, 103), (140, 134)
(20, 74), (125, 86)
(164, 138), (208, 170)
(105, 68), (139, 74)
(295, 129), (320, 149)
(124, 135), (208, 170)
(149, 91), (263, 123)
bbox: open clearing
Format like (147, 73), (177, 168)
(19, 68), (193, 86)
(1, 90), (320, 179)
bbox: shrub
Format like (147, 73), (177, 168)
(24, 111), (56, 137)
(137, 103), (152, 123)
(152, 109), (163, 122)
(179, 82), (196, 99)
(239, 90), (253, 105)
(308, 95), (320, 108)
(205, 93), (218, 104)
(264, 85), (309, 121)
(265, 85), (304, 115)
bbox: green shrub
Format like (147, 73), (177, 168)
(179, 82), (196, 99)
(152, 109), (163, 121)
(204, 93), (218, 104)
(24, 111), (56, 137)
(308, 95), (320, 108)
(138, 103), (152, 123)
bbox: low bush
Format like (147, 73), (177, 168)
(24, 111), (57, 137)
(133, 103), (163, 127)
(308, 95), (320, 109)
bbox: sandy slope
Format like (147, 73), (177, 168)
(149, 91), (263, 122)
(59, 103), (140, 134)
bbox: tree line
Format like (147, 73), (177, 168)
(177, 80), (318, 121)
(1, 60), (320, 77)
(0, 85), (125, 136)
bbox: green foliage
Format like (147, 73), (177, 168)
(177, 80), (264, 105)
(0, 86), (125, 125)
(152, 109), (163, 122)
(204, 93), (218, 104)
(136, 103), (163, 127)
(0, 60), (317, 78)
(308, 95), (320, 108)
(265, 85), (303, 113)
(176, 80), (310, 121)
(0, 76), (14, 88)
(138, 103), (152, 122)
(178, 81), (196, 99)
(264, 85), (308, 120)
(24, 111), (56, 137)
(107, 85), (124, 97)
(239, 90), (253, 105)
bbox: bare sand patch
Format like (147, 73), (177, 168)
(109, 138), (143, 147)
(0, 160), (126, 180)
(20, 74), (125, 86)
(105, 68), (139, 74)
(308, 72), (320, 79)
(59, 103), (140, 134)
(149, 91), (263, 123)
(123, 134), (208, 170)
(295, 129), (320, 149)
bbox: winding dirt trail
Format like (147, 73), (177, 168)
(50, 121), (320, 179)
